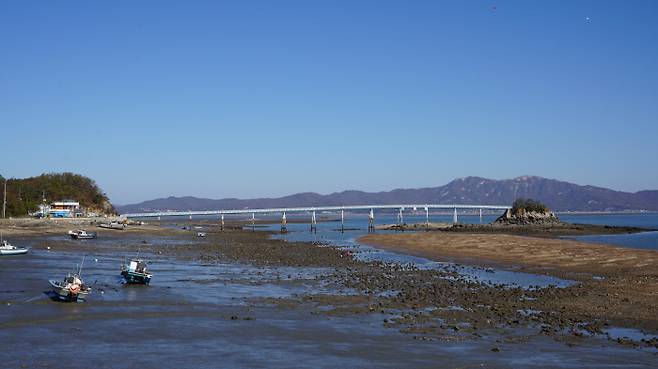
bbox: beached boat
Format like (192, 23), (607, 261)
(0, 240), (29, 255)
(99, 222), (126, 230)
(197, 232), (206, 237)
(68, 230), (97, 239)
(49, 273), (91, 302)
(49, 257), (92, 302)
(121, 259), (152, 284)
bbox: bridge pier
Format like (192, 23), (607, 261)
(340, 210), (344, 233)
(310, 210), (317, 233)
(368, 208), (375, 233)
(281, 212), (287, 233)
(453, 208), (458, 224)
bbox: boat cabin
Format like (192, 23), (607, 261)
(129, 260), (147, 273)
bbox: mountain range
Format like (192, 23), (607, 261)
(116, 176), (658, 214)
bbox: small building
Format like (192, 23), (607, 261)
(48, 200), (81, 218)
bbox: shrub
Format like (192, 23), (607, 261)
(511, 198), (549, 214)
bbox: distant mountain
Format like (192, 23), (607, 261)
(116, 176), (658, 214)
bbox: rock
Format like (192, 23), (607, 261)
(494, 208), (561, 225)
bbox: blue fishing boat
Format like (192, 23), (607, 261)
(121, 259), (152, 284)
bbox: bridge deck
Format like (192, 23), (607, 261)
(121, 204), (510, 218)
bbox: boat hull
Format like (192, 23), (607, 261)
(121, 271), (152, 285)
(69, 234), (96, 240)
(0, 248), (28, 255)
(49, 280), (90, 302)
(99, 223), (125, 230)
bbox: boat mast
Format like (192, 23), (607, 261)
(2, 178), (6, 219)
(78, 256), (85, 277)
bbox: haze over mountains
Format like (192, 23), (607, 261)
(117, 176), (658, 214)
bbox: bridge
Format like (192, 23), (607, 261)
(121, 203), (511, 232)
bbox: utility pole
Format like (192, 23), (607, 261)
(2, 179), (6, 219)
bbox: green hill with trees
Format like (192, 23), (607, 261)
(0, 172), (115, 217)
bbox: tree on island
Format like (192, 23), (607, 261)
(511, 198), (549, 214)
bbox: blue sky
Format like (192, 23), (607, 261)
(1, 1), (657, 204)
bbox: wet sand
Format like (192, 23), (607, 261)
(1, 221), (657, 368)
(358, 232), (658, 276)
(445, 222), (654, 237)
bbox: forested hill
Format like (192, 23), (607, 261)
(0, 173), (115, 217)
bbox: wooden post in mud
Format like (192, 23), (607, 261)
(399, 208), (404, 232)
(251, 213), (255, 231)
(310, 210), (317, 233)
(281, 212), (287, 233)
(425, 207), (429, 230)
(189, 215), (192, 230)
(221, 214), (225, 231)
(368, 208), (375, 233)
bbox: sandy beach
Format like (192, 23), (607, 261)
(358, 232), (658, 277)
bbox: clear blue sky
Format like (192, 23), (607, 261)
(1, 1), (657, 204)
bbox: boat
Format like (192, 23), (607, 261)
(68, 230), (97, 239)
(197, 232), (206, 237)
(0, 240), (29, 255)
(49, 273), (91, 302)
(49, 259), (91, 302)
(98, 222), (126, 230)
(121, 259), (152, 284)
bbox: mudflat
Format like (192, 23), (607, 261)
(359, 232), (658, 334)
(2, 220), (657, 368)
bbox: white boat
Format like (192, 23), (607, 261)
(49, 257), (91, 302)
(49, 273), (91, 302)
(0, 240), (28, 255)
(197, 232), (206, 237)
(68, 230), (97, 239)
(98, 222), (126, 230)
